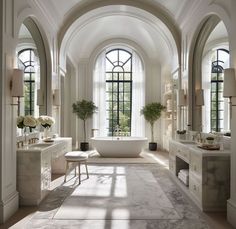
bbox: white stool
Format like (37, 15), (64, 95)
(64, 151), (89, 183)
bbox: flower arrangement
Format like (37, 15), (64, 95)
(17, 115), (38, 128)
(38, 115), (55, 128)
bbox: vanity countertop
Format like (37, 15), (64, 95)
(17, 137), (72, 153)
(172, 139), (231, 157)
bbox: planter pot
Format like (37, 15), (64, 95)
(149, 142), (157, 151)
(80, 142), (89, 151)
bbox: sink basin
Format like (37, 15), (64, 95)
(28, 143), (53, 149)
(179, 140), (195, 144)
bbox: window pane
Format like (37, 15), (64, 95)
(113, 73), (118, 81)
(106, 83), (112, 92)
(124, 93), (130, 101)
(124, 73), (131, 81)
(211, 83), (216, 92)
(119, 83), (123, 92)
(124, 83), (131, 92)
(119, 50), (131, 63)
(106, 73), (112, 81)
(106, 59), (114, 72)
(123, 59), (131, 72)
(211, 92), (217, 101)
(106, 50), (118, 64)
(119, 73), (124, 81)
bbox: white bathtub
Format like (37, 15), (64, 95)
(90, 137), (148, 158)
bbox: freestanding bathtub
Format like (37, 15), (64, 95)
(90, 137), (148, 158)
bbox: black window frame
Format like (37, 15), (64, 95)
(105, 48), (133, 136)
(210, 48), (229, 132)
(18, 48), (37, 116)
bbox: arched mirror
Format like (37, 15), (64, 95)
(17, 25), (40, 117)
(202, 21), (229, 133)
(16, 18), (48, 136)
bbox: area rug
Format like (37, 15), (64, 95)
(85, 150), (168, 165)
(54, 164), (180, 220)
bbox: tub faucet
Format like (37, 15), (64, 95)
(114, 125), (121, 138)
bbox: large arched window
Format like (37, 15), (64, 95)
(93, 47), (145, 137)
(105, 49), (132, 136)
(18, 48), (38, 116)
(210, 48), (229, 132)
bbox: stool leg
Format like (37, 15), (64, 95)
(85, 161), (89, 179)
(64, 161), (69, 182)
(78, 162), (81, 184)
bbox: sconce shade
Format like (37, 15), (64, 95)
(11, 69), (24, 97)
(53, 89), (61, 106)
(196, 89), (204, 106)
(223, 68), (236, 98)
(179, 89), (186, 106)
(37, 89), (43, 106)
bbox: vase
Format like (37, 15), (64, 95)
(23, 127), (29, 146)
(43, 127), (50, 139)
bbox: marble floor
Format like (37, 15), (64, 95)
(1, 151), (234, 229)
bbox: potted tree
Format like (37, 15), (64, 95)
(72, 100), (97, 151)
(141, 102), (165, 151)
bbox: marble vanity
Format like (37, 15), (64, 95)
(17, 137), (72, 206)
(169, 139), (230, 212)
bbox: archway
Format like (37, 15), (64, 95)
(188, 15), (229, 131)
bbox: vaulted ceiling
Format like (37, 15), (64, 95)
(29, 0), (203, 67)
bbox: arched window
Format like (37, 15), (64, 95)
(105, 49), (132, 136)
(18, 48), (38, 116)
(210, 48), (229, 132)
(93, 47), (144, 137)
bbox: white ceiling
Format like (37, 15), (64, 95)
(207, 21), (228, 44)
(32, 0), (227, 67)
(63, 5), (178, 65)
(37, 0), (190, 25)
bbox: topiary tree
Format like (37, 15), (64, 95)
(141, 102), (165, 150)
(72, 100), (97, 150)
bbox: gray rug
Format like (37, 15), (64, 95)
(54, 165), (181, 220)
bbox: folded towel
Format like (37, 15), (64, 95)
(179, 169), (189, 175)
(178, 174), (189, 182)
(178, 171), (189, 178)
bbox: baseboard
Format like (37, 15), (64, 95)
(227, 199), (236, 227)
(0, 191), (19, 223)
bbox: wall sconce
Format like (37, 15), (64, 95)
(223, 68), (236, 100)
(178, 89), (186, 106)
(53, 89), (61, 106)
(11, 69), (24, 115)
(195, 89), (204, 106)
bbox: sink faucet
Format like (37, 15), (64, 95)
(114, 125), (121, 138)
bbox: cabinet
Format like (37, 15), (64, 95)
(169, 140), (230, 211)
(17, 137), (72, 206)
